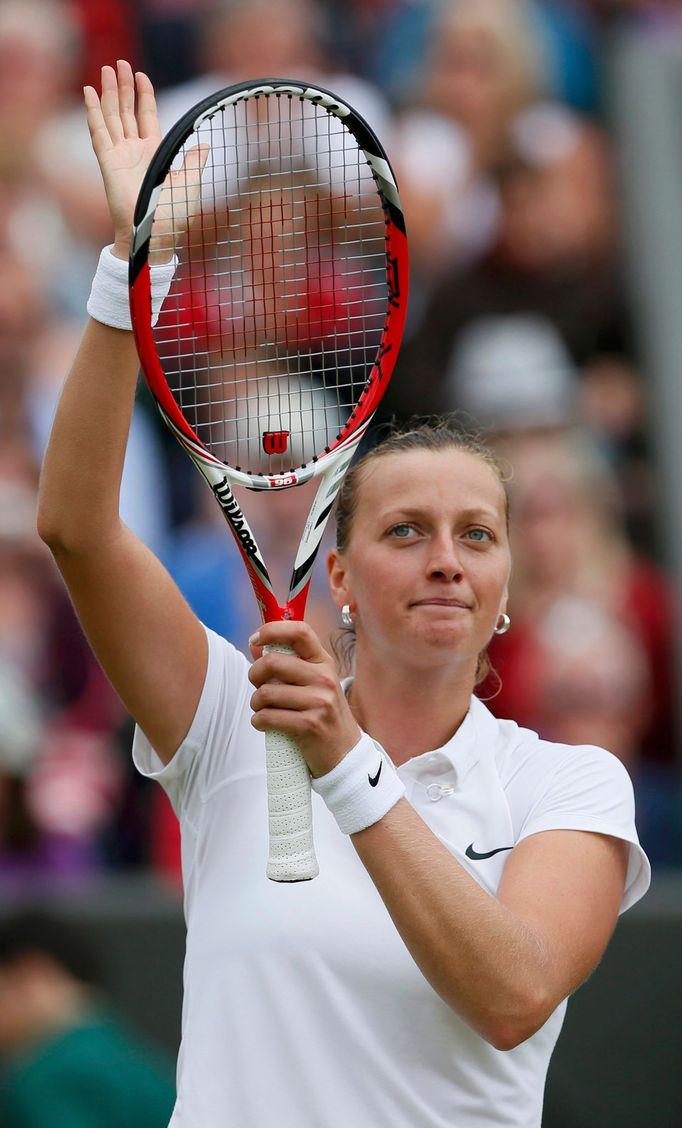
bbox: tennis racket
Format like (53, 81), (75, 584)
(129, 78), (408, 882)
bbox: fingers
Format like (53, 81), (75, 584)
(248, 622), (337, 695)
(83, 61), (158, 154)
(181, 143), (210, 178)
(116, 59), (138, 140)
(100, 64), (125, 144)
(251, 682), (322, 718)
(135, 68), (161, 141)
(83, 82), (113, 160)
(165, 144), (210, 223)
(248, 647), (333, 691)
(248, 621), (359, 774)
(249, 620), (328, 664)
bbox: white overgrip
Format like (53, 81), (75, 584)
(264, 643), (319, 881)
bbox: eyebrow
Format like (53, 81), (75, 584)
(380, 505), (503, 524)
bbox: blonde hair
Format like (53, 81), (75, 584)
(436, 0), (550, 106)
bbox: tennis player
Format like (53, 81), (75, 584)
(38, 62), (649, 1128)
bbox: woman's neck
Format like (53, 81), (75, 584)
(347, 651), (475, 766)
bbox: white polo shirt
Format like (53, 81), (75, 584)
(133, 626), (649, 1128)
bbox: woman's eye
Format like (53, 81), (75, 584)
(467, 528), (492, 543)
(389, 523), (417, 538)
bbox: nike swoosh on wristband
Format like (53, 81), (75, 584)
(368, 762), (383, 787)
(465, 843), (514, 861)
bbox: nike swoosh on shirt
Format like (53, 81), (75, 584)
(465, 843), (514, 861)
(368, 762), (383, 787)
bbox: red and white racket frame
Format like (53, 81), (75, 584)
(129, 79), (409, 881)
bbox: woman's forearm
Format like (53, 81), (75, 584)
(37, 319), (140, 552)
(352, 801), (553, 1050)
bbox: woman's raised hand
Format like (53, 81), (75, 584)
(84, 60), (208, 260)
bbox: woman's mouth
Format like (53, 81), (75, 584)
(410, 598), (471, 609)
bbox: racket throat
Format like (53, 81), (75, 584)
(278, 587), (311, 625)
(250, 582), (311, 626)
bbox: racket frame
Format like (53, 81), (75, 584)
(129, 77), (408, 880)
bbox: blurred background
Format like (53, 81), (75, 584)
(1, 1), (681, 1124)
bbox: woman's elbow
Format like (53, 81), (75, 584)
(36, 505), (76, 556)
(36, 503), (62, 552)
(37, 500), (113, 557)
(477, 988), (557, 1052)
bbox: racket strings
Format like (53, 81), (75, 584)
(150, 92), (388, 474)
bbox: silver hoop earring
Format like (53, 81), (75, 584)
(341, 604), (354, 628)
(494, 613), (511, 636)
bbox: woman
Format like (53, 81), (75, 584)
(37, 62), (649, 1128)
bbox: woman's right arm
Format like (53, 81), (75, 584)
(37, 62), (207, 765)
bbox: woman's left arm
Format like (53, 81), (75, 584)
(353, 805), (627, 1050)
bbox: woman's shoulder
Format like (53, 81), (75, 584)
(473, 697), (629, 791)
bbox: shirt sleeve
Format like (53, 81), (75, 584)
(132, 624), (251, 826)
(518, 744), (651, 913)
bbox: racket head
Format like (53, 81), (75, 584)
(129, 77), (408, 489)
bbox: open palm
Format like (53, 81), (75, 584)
(85, 61), (207, 256)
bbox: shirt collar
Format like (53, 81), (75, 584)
(341, 678), (499, 784)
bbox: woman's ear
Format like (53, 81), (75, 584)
(327, 547), (350, 611)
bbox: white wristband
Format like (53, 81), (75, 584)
(311, 732), (405, 835)
(86, 244), (177, 330)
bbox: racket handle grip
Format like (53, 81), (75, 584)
(264, 644), (319, 882)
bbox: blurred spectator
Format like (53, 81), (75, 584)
(386, 97), (629, 419)
(443, 312), (579, 433)
(519, 595), (651, 766)
(0, 1), (92, 312)
(484, 429), (681, 864)
(0, 434), (129, 881)
(0, 909), (175, 1126)
(494, 590), (682, 865)
(0, 2), (132, 318)
(420, 0), (550, 173)
(339, 0), (600, 114)
(0, 1), (81, 166)
(391, 0), (552, 290)
(155, 0), (390, 142)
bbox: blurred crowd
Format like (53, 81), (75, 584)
(1, 0), (681, 895)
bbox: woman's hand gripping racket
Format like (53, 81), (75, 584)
(129, 79), (408, 881)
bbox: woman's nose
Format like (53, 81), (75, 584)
(427, 537), (464, 581)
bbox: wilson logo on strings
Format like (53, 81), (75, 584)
(262, 431), (290, 456)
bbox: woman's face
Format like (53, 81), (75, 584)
(328, 449), (511, 676)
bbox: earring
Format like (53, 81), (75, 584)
(341, 604), (354, 628)
(494, 613), (511, 636)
